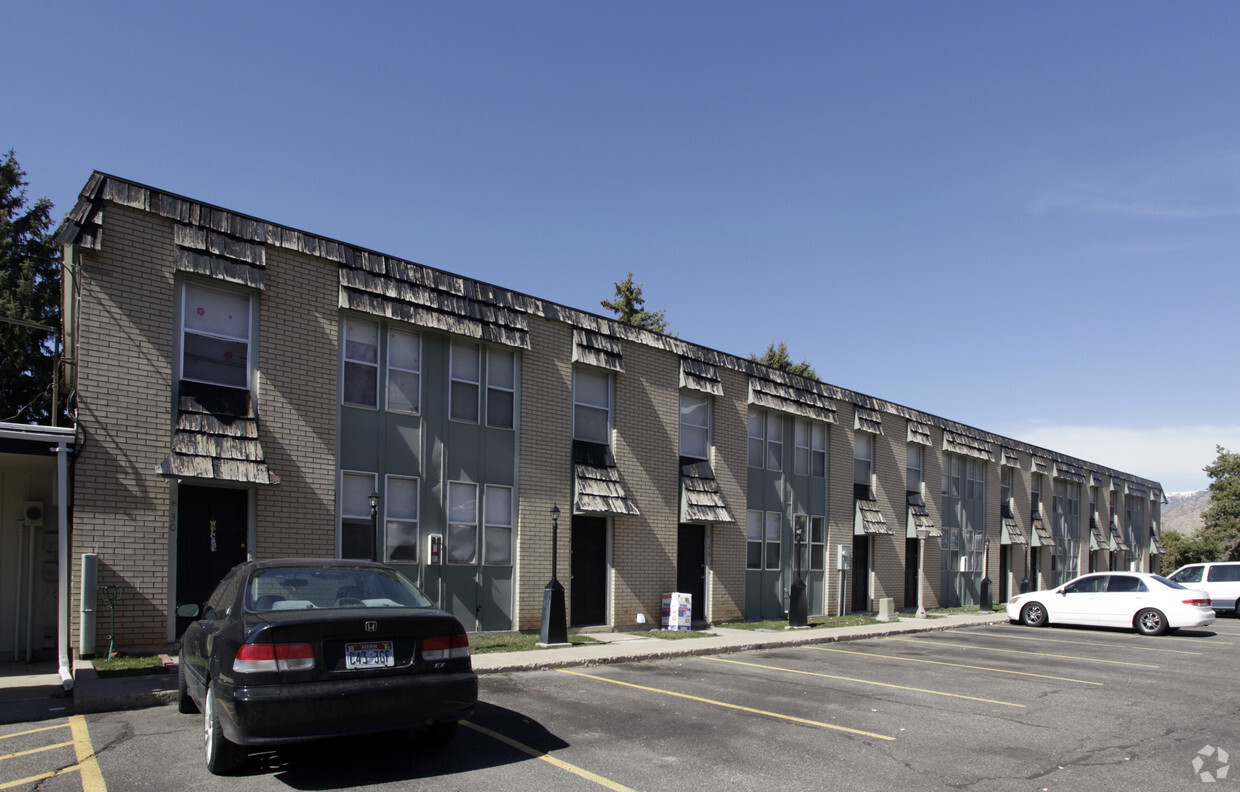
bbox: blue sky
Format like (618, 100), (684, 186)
(8, 2), (1239, 492)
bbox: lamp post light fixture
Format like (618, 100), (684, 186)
(915, 525), (930, 619)
(368, 489), (380, 562)
(539, 504), (568, 647)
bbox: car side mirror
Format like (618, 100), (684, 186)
(176, 603), (200, 618)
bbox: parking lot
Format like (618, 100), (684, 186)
(4, 620), (1238, 790)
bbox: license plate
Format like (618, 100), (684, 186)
(345, 641), (394, 669)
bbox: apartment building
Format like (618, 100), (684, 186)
(56, 172), (1166, 651)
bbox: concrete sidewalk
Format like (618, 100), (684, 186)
(0, 612), (1008, 724)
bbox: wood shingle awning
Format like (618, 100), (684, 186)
(158, 382), (279, 486)
(680, 459), (734, 524)
(572, 441), (638, 516)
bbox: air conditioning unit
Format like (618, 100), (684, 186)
(23, 501), (45, 528)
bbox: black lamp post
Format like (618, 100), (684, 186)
(788, 525), (808, 627)
(368, 490), (380, 562)
(979, 538), (992, 612)
(539, 504), (568, 646)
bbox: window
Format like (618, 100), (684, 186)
(854, 433), (874, 496)
(766, 413), (784, 471)
(794, 420), (810, 475)
(810, 515), (826, 571)
(907, 444), (923, 493)
(182, 283), (251, 389)
(486, 349), (516, 429)
(1208, 565), (1240, 582)
(765, 512), (781, 570)
(1031, 474), (1043, 515)
(746, 511), (763, 569)
(965, 459), (984, 503)
(343, 318), (379, 408)
(941, 454), (962, 498)
(386, 328), (421, 414)
(573, 368), (611, 444)
(748, 411), (764, 469)
(447, 481), (478, 564)
(340, 471), (377, 560)
(483, 485), (513, 565)
(1001, 467), (1013, 507)
(680, 392), (710, 460)
(794, 514), (809, 571)
(384, 475), (419, 562)
(811, 424), (827, 478)
(450, 342), (481, 423)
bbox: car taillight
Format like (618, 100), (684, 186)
(233, 642), (316, 673)
(422, 634), (470, 662)
(1182, 598), (1212, 607)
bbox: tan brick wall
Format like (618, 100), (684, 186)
(825, 403), (855, 613)
(710, 368), (748, 623)
(253, 246), (338, 558)
(71, 204), (177, 650)
(921, 425), (945, 609)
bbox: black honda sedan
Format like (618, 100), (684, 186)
(176, 559), (477, 775)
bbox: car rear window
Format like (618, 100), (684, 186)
(1207, 565), (1240, 582)
(1149, 575), (1187, 590)
(245, 567), (434, 611)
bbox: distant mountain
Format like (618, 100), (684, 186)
(1162, 490), (1210, 537)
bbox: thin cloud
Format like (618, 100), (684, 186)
(1031, 193), (1240, 219)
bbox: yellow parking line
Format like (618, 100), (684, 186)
(0, 723), (68, 742)
(463, 721), (638, 792)
(704, 657), (1025, 708)
(889, 637), (1159, 668)
(557, 669), (895, 740)
(0, 768), (78, 791)
(809, 646), (1103, 685)
(69, 716), (107, 792)
(988, 632), (1202, 656)
(0, 740), (73, 761)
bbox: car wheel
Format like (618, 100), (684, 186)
(204, 681), (245, 775)
(423, 722), (459, 745)
(1135, 608), (1168, 636)
(176, 659), (198, 714)
(1020, 602), (1047, 627)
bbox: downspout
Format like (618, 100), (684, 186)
(56, 440), (73, 690)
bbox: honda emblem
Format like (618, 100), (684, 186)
(364, 621), (378, 632)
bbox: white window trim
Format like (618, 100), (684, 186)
(449, 342), (481, 425)
(447, 480), (479, 565)
(573, 368), (612, 445)
(811, 424), (827, 479)
(486, 348), (517, 430)
(383, 474), (419, 563)
(385, 328), (421, 415)
(483, 484), (514, 566)
(342, 317), (380, 410)
(180, 281), (253, 389)
(339, 469), (378, 558)
(679, 390), (711, 460)
(794, 419), (810, 476)
(810, 515), (826, 571)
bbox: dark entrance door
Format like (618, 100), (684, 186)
(677, 524), (707, 624)
(851, 535), (870, 612)
(999, 545), (1010, 603)
(176, 486), (248, 635)
(905, 537), (919, 611)
(570, 516), (607, 626)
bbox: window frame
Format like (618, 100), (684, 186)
(746, 510), (763, 570)
(811, 424), (827, 478)
(449, 341), (481, 424)
(573, 367), (612, 445)
(385, 327), (421, 415)
(854, 432), (874, 493)
(764, 511), (782, 571)
(810, 515), (826, 571)
(486, 348), (517, 430)
(383, 474), (420, 563)
(483, 484), (514, 566)
(446, 480), (479, 565)
(794, 420), (810, 476)
(342, 317), (380, 409)
(765, 412), (783, 472)
(181, 281), (253, 390)
(339, 470), (378, 560)
(906, 444), (923, 494)
(679, 390), (711, 460)
(747, 411), (764, 469)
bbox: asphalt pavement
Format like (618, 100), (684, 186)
(0, 611), (1007, 725)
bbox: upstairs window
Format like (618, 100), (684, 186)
(965, 459), (985, 503)
(906, 444), (923, 493)
(765, 412), (783, 471)
(854, 433), (874, 498)
(941, 454), (962, 499)
(680, 391), (710, 460)
(794, 420), (810, 476)
(384, 475), (419, 562)
(573, 368), (611, 445)
(450, 342), (481, 423)
(747, 411), (764, 469)
(486, 349), (516, 429)
(342, 318), (379, 408)
(811, 424), (827, 478)
(386, 328), (421, 414)
(182, 283), (251, 389)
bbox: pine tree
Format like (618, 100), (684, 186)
(0, 150), (63, 424)
(1199, 446), (1240, 561)
(751, 341), (818, 380)
(600, 271), (670, 334)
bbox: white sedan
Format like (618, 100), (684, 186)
(1006, 572), (1215, 635)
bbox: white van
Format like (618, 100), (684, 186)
(1167, 562), (1240, 614)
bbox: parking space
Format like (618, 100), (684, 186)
(0, 717), (103, 791)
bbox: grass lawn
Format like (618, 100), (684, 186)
(718, 614), (881, 631)
(627, 629), (717, 640)
(91, 655), (168, 678)
(468, 632), (602, 655)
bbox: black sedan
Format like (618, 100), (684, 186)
(176, 559), (478, 775)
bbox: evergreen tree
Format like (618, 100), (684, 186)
(0, 150), (63, 424)
(1199, 446), (1240, 561)
(751, 341), (818, 380)
(600, 271), (670, 334)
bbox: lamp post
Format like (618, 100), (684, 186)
(915, 525), (929, 618)
(368, 490), (380, 562)
(539, 504), (568, 646)
(788, 524), (808, 628)
(979, 538), (992, 612)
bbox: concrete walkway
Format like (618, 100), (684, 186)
(0, 612), (1008, 725)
